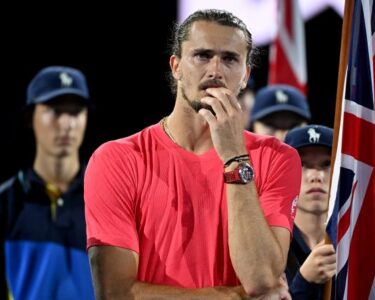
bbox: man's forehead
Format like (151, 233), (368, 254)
(183, 21), (247, 50)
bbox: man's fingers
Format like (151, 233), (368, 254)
(200, 96), (226, 118)
(198, 108), (216, 125)
(313, 244), (335, 256)
(321, 253), (336, 265)
(206, 88), (240, 112)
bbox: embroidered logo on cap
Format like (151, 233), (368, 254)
(275, 90), (288, 103)
(59, 72), (73, 87)
(308, 128), (321, 143)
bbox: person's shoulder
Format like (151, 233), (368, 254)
(90, 124), (158, 160)
(0, 172), (21, 195)
(244, 130), (298, 156)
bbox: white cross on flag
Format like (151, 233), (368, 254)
(268, 0), (307, 94)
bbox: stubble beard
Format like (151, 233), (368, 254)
(179, 77), (243, 116)
(181, 86), (216, 115)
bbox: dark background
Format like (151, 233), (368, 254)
(0, 4), (342, 183)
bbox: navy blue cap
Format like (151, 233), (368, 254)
(26, 66), (90, 106)
(251, 84), (311, 122)
(284, 125), (333, 149)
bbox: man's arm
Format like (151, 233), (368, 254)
(226, 178), (290, 296)
(199, 88), (296, 296)
(89, 246), (249, 300)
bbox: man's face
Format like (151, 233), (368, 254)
(32, 96), (88, 158)
(298, 146), (331, 214)
(170, 20), (250, 112)
(253, 111), (307, 141)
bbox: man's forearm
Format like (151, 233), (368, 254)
(97, 282), (248, 300)
(226, 182), (285, 296)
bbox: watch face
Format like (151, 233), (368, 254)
(239, 163), (254, 183)
(224, 162), (255, 184)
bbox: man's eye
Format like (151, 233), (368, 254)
(224, 56), (237, 63)
(52, 107), (83, 116)
(54, 109), (62, 115)
(196, 53), (210, 60)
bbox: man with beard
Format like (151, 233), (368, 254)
(84, 9), (301, 299)
(284, 125), (336, 299)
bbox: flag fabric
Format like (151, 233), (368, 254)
(326, 0), (375, 299)
(268, 0), (307, 94)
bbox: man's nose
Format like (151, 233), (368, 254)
(307, 168), (324, 183)
(207, 56), (223, 79)
(58, 113), (77, 130)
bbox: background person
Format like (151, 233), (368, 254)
(284, 125), (336, 299)
(0, 66), (95, 300)
(250, 84), (311, 141)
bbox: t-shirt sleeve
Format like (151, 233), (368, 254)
(257, 143), (301, 234)
(84, 141), (140, 252)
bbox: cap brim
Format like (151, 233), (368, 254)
(252, 104), (311, 121)
(293, 141), (332, 149)
(28, 88), (90, 106)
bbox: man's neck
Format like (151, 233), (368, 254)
(33, 152), (80, 193)
(294, 210), (327, 249)
(167, 104), (213, 154)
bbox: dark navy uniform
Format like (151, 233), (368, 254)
(284, 124), (335, 300)
(0, 167), (94, 300)
(286, 225), (323, 299)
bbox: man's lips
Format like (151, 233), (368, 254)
(307, 187), (327, 194)
(203, 84), (223, 89)
(56, 136), (74, 144)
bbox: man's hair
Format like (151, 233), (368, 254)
(168, 9), (254, 94)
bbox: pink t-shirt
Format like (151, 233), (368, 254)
(84, 123), (301, 288)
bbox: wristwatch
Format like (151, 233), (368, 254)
(224, 162), (254, 184)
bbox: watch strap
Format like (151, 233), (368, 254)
(224, 169), (241, 183)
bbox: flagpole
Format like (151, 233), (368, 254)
(322, 0), (355, 298)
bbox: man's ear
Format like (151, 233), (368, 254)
(241, 81), (247, 90)
(242, 65), (252, 89)
(170, 55), (181, 80)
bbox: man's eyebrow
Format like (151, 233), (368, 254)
(222, 51), (240, 58)
(192, 48), (214, 55)
(192, 49), (240, 58)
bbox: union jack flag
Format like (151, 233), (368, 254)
(327, 0), (375, 299)
(268, 0), (307, 94)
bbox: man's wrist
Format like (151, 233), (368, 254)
(224, 154), (249, 168)
(224, 159), (250, 171)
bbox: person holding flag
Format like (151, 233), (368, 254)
(284, 125), (336, 299)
